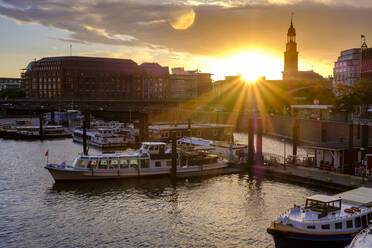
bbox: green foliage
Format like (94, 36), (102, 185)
(0, 88), (25, 99)
(335, 80), (372, 114)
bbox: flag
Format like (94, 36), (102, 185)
(45, 150), (48, 156)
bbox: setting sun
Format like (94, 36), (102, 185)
(209, 51), (283, 81)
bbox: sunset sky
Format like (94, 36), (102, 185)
(0, 0), (371, 80)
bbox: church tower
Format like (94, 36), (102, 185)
(283, 14), (298, 78)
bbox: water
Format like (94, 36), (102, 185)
(0, 138), (331, 248)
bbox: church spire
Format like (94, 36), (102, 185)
(283, 13), (299, 77)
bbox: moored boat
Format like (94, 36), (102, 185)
(347, 225), (372, 248)
(45, 142), (227, 182)
(267, 187), (372, 248)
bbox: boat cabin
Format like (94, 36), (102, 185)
(139, 142), (168, 155)
(305, 194), (342, 218)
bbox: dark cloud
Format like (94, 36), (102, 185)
(0, 0), (371, 62)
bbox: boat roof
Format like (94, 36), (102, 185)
(141, 142), (167, 145)
(149, 123), (232, 131)
(335, 187), (372, 207)
(307, 194), (341, 203)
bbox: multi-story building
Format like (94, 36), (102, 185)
(139, 63), (169, 99)
(24, 56), (169, 100)
(333, 47), (372, 94)
(0, 78), (23, 90)
(169, 68), (212, 99)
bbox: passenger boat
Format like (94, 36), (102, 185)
(177, 137), (247, 163)
(45, 142), (227, 182)
(267, 187), (372, 248)
(73, 128), (136, 148)
(0, 125), (71, 139)
(347, 225), (372, 248)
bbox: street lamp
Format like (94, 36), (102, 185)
(360, 147), (366, 184)
(281, 138), (287, 169)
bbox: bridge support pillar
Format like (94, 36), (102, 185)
(256, 118), (263, 162)
(247, 117), (254, 166)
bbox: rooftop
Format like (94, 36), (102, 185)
(307, 194), (340, 203)
(335, 187), (372, 207)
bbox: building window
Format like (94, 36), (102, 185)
(155, 161), (161, 167)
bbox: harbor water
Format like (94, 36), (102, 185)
(0, 137), (330, 248)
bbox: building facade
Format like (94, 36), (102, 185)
(168, 68), (212, 99)
(333, 47), (372, 94)
(24, 56), (169, 100)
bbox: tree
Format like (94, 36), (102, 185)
(0, 88), (25, 99)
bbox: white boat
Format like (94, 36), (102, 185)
(347, 225), (372, 248)
(267, 187), (372, 248)
(45, 142), (228, 182)
(177, 137), (247, 163)
(73, 128), (135, 148)
(0, 125), (71, 139)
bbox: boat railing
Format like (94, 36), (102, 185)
(282, 206), (372, 223)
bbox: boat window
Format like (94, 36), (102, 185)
(99, 160), (108, 169)
(361, 215), (367, 228)
(140, 160), (149, 168)
(75, 159), (86, 168)
(321, 224), (330, 230)
(346, 220), (353, 228)
(355, 217), (361, 227)
(155, 161), (161, 167)
(109, 160), (118, 169)
(335, 222), (342, 229)
(87, 160), (97, 169)
(119, 160), (129, 169)
(154, 145), (158, 150)
(166, 160), (172, 167)
(306, 225), (316, 229)
(130, 159), (138, 168)
(368, 213), (372, 223)
(150, 146), (154, 151)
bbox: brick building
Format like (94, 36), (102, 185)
(24, 56), (169, 100)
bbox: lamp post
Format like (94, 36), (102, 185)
(360, 147), (366, 184)
(281, 138), (287, 169)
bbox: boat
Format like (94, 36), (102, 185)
(267, 187), (372, 248)
(0, 125), (71, 139)
(177, 137), (247, 163)
(73, 128), (136, 148)
(347, 225), (372, 248)
(45, 142), (228, 182)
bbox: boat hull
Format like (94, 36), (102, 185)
(46, 162), (227, 182)
(267, 227), (357, 248)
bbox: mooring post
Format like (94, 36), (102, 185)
(247, 117), (254, 166)
(83, 112), (88, 155)
(171, 131), (177, 179)
(292, 119), (299, 166)
(256, 118), (263, 162)
(39, 112), (44, 140)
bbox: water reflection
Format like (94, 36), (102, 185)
(0, 138), (332, 248)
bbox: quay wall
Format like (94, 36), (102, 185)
(146, 109), (372, 145)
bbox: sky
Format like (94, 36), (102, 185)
(0, 0), (371, 80)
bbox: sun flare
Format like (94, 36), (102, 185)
(210, 51), (282, 81)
